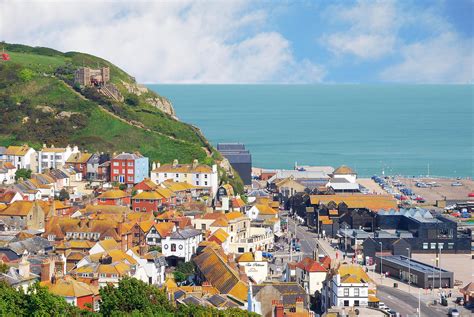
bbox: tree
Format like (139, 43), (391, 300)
(0, 261), (8, 273)
(15, 168), (32, 181)
(99, 277), (174, 316)
(58, 189), (70, 201)
(119, 184), (127, 191)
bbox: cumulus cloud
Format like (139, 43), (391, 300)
(381, 32), (474, 83)
(0, 0), (325, 83)
(322, 0), (399, 59)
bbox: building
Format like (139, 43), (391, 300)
(65, 152), (93, 178)
(132, 191), (164, 213)
(0, 256), (39, 291)
(193, 245), (248, 302)
(327, 165), (359, 192)
(0, 161), (16, 184)
(0, 201), (46, 232)
(375, 255), (454, 289)
(294, 257), (327, 296)
(217, 143), (252, 185)
(150, 159), (218, 196)
(38, 145), (79, 173)
(249, 282), (308, 317)
(162, 228), (202, 265)
(85, 153), (110, 180)
(96, 189), (131, 206)
(40, 276), (100, 311)
(4, 144), (37, 171)
(110, 152), (149, 186)
(321, 264), (371, 312)
(74, 66), (110, 87)
(236, 251), (268, 284)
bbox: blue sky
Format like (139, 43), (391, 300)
(1, 0), (473, 83)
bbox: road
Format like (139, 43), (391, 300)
(377, 285), (447, 317)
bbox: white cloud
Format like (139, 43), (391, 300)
(0, 0), (325, 83)
(322, 0), (399, 59)
(380, 32), (474, 83)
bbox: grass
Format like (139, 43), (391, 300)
(7, 52), (67, 74)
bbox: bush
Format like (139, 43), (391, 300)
(58, 189), (70, 201)
(18, 68), (34, 82)
(15, 168), (32, 180)
(125, 94), (140, 106)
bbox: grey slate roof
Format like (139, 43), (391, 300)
(2, 237), (53, 256)
(170, 229), (201, 240)
(252, 283), (307, 307)
(113, 152), (143, 160)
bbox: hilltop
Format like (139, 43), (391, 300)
(0, 43), (215, 164)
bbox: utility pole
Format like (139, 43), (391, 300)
(438, 246), (442, 291)
(407, 247), (411, 293)
(317, 210), (320, 239)
(418, 288), (421, 317)
(379, 242), (383, 285)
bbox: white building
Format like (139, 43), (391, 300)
(0, 161), (17, 184)
(236, 251), (268, 284)
(295, 257), (328, 295)
(126, 248), (167, 286)
(38, 145), (79, 173)
(4, 144), (37, 171)
(162, 228), (202, 264)
(326, 165), (359, 192)
(322, 264), (370, 312)
(150, 159), (218, 196)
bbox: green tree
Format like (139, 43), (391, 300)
(58, 189), (70, 201)
(0, 261), (8, 273)
(99, 277), (173, 316)
(119, 184), (127, 191)
(173, 271), (186, 283)
(15, 168), (32, 181)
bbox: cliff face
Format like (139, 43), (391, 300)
(120, 80), (175, 117)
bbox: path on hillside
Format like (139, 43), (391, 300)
(59, 80), (212, 157)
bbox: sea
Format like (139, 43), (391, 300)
(147, 84), (473, 178)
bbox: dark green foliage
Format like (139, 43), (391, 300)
(125, 94), (140, 106)
(15, 168), (32, 180)
(119, 184), (127, 191)
(0, 262), (8, 273)
(59, 188), (70, 201)
(0, 281), (81, 316)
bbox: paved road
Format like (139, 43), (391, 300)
(377, 285), (447, 317)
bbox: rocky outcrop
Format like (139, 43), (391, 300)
(145, 96), (176, 117)
(121, 80), (148, 96)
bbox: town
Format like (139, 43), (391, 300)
(0, 142), (472, 317)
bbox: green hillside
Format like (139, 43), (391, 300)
(0, 43), (214, 164)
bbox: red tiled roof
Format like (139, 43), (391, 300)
(295, 257), (327, 273)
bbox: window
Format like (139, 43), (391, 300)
(204, 181), (208, 186)
(171, 244), (176, 252)
(128, 162), (133, 166)
(344, 288), (349, 296)
(231, 225), (234, 232)
(113, 162), (119, 166)
(238, 247), (245, 253)
(128, 169), (133, 174)
(430, 243), (436, 249)
(196, 181), (199, 186)
(423, 243), (429, 249)
(343, 300), (349, 307)
(128, 176), (133, 181)
(204, 174), (208, 179)
(354, 288), (359, 297)
(164, 173), (167, 177)
(201, 224), (206, 230)
(448, 243), (454, 249)
(113, 169), (119, 174)
(354, 300), (359, 307)
(100, 273), (106, 278)
(135, 208), (139, 212)
(438, 243), (444, 249)
(176, 174), (179, 178)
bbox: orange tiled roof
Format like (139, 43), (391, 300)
(224, 211), (245, 221)
(295, 257), (327, 273)
(152, 162), (212, 174)
(5, 144), (31, 156)
(210, 217), (229, 227)
(333, 165), (356, 175)
(98, 189), (129, 199)
(310, 194), (397, 211)
(209, 228), (229, 243)
(0, 201), (40, 216)
(133, 191), (164, 200)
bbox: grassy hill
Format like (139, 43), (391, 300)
(0, 43), (215, 164)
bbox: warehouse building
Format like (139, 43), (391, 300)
(375, 255), (454, 289)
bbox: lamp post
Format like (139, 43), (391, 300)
(345, 224), (349, 259)
(406, 247), (411, 293)
(431, 259), (436, 291)
(438, 245), (442, 291)
(317, 209), (320, 239)
(379, 242), (383, 285)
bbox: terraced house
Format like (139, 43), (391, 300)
(110, 152), (149, 186)
(38, 144), (79, 173)
(151, 159), (218, 196)
(4, 144), (37, 171)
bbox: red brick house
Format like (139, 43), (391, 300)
(110, 152), (149, 187)
(96, 189), (130, 206)
(132, 191), (164, 213)
(65, 153), (93, 178)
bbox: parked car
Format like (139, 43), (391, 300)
(451, 182), (463, 187)
(455, 297), (464, 305)
(448, 308), (460, 317)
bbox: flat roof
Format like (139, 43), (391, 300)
(377, 255), (451, 274)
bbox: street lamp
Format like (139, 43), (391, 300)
(345, 224), (349, 259)
(438, 245), (442, 291)
(406, 247), (411, 293)
(379, 242), (383, 285)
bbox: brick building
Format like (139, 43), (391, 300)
(110, 152), (149, 187)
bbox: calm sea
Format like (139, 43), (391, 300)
(147, 85), (473, 177)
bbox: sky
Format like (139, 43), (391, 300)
(1, 0), (473, 84)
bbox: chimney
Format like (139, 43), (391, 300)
(273, 300), (284, 317)
(42, 144), (47, 149)
(40, 259), (53, 282)
(254, 250), (262, 262)
(295, 297), (304, 313)
(18, 256), (30, 279)
(152, 162), (157, 170)
(192, 159), (198, 169)
(212, 164), (217, 173)
(139, 243), (148, 256)
(156, 162), (161, 168)
(172, 159), (178, 168)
